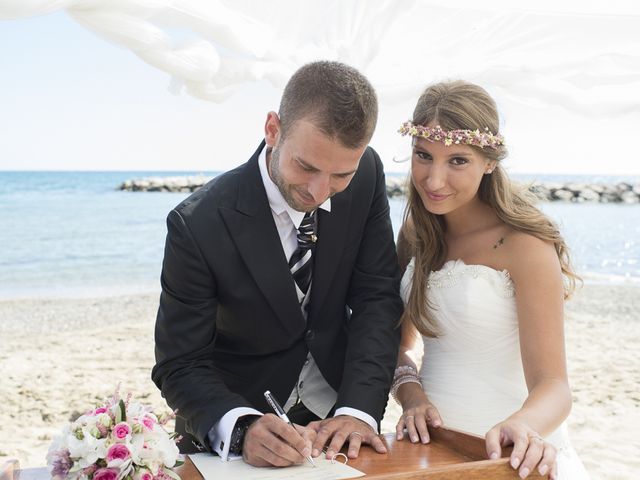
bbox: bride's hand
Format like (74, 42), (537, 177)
(485, 420), (557, 479)
(395, 385), (442, 444)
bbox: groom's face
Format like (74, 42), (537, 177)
(265, 113), (365, 212)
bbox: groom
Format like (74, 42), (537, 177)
(152, 61), (402, 467)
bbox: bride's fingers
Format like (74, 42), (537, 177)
(395, 418), (406, 441)
(404, 415), (420, 443)
(426, 405), (442, 428)
(414, 414), (430, 444)
(509, 434), (529, 472)
(517, 436), (544, 478)
(537, 443), (556, 477)
(485, 426), (502, 460)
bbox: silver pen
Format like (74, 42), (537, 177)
(263, 390), (316, 467)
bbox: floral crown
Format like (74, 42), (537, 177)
(398, 121), (505, 150)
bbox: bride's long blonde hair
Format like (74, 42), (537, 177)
(402, 80), (579, 338)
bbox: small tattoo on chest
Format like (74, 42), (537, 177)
(493, 237), (505, 249)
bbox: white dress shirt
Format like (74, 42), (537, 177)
(209, 144), (376, 460)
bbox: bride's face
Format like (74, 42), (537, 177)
(411, 137), (495, 216)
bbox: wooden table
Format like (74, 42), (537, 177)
(12, 428), (547, 480)
(345, 428), (547, 479)
(178, 428), (548, 479)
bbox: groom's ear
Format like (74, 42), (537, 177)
(264, 111), (281, 147)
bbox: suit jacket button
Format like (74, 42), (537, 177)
(305, 330), (315, 341)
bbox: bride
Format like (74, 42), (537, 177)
(392, 81), (589, 479)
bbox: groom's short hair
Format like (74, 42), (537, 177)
(278, 61), (378, 149)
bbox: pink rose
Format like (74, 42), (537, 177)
(93, 468), (118, 480)
(141, 415), (156, 431)
(94, 407), (108, 415)
(106, 443), (130, 462)
(134, 470), (153, 480)
(113, 422), (131, 440)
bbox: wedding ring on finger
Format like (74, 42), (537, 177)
(529, 434), (544, 443)
(331, 452), (348, 465)
(349, 431), (363, 440)
(404, 415), (415, 421)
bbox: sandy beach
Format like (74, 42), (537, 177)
(1, 284), (638, 479)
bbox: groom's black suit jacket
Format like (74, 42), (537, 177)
(152, 141), (403, 451)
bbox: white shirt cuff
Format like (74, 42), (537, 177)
(208, 407), (263, 461)
(334, 407), (378, 432)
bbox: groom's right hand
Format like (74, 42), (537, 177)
(242, 414), (316, 467)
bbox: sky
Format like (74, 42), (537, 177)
(1, 5), (639, 175)
(0, 11), (283, 173)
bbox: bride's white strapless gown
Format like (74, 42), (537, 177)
(401, 258), (589, 479)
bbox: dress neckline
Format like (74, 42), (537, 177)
(402, 257), (515, 299)
(426, 259), (514, 296)
(432, 258), (510, 277)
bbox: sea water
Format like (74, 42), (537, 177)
(0, 171), (638, 299)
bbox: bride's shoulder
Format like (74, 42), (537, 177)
(502, 231), (561, 281)
(503, 230), (556, 255)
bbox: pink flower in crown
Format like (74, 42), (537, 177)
(106, 443), (130, 462)
(113, 422), (131, 441)
(93, 468), (119, 480)
(94, 407), (108, 415)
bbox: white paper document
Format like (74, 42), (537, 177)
(189, 452), (365, 480)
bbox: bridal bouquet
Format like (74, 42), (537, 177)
(47, 390), (183, 480)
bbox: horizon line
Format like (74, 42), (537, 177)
(1, 169), (640, 177)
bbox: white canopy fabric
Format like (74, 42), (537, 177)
(2, 0), (640, 115)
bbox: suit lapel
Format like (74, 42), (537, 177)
(220, 143), (306, 337)
(309, 188), (351, 319)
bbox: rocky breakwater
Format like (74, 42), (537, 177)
(119, 176), (640, 203)
(528, 181), (640, 203)
(118, 175), (409, 195)
(119, 175), (213, 192)
(383, 178), (640, 203)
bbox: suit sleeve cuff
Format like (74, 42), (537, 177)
(207, 407), (263, 461)
(334, 407), (378, 432)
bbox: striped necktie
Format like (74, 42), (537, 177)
(289, 210), (317, 298)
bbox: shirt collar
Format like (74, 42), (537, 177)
(258, 144), (331, 228)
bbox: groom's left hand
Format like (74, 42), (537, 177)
(308, 415), (387, 459)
